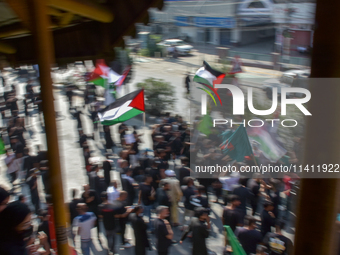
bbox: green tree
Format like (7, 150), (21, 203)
(136, 78), (176, 116)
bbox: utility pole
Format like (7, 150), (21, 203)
(28, 0), (70, 254)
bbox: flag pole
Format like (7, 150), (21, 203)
(143, 112), (146, 127)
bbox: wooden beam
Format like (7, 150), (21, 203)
(0, 42), (16, 54)
(4, 0), (32, 30)
(47, 0), (114, 23)
(59, 12), (74, 27)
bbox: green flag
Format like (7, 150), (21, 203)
(220, 125), (253, 162)
(224, 225), (247, 255)
(0, 137), (5, 155)
(197, 114), (213, 136)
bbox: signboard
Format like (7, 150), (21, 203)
(193, 17), (235, 28)
(272, 3), (316, 24)
(175, 16), (189, 26)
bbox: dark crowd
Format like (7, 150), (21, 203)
(0, 70), (297, 255)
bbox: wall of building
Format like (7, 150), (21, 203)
(179, 27), (197, 42)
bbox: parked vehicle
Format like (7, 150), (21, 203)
(157, 39), (193, 55)
(263, 69), (310, 99)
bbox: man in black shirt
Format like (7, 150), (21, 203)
(81, 184), (100, 240)
(130, 206), (150, 255)
(112, 191), (133, 248)
(263, 220), (293, 255)
(67, 189), (84, 245)
(27, 169), (40, 214)
(98, 192), (117, 254)
(138, 174), (155, 231)
(233, 177), (254, 220)
(154, 206), (173, 255)
(190, 185), (209, 212)
(222, 195), (243, 232)
(102, 153), (113, 187)
(121, 168), (137, 206)
(180, 207), (211, 255)
(261, 201), (276, 237)
(118, 123), (128, 144)
(178, 157), (192, 186)
(37, 210), (51, 247)
(181, 177), (196, 227)
(247, 174), (262, 216)
(156, 182), (171, 208)
(235, 216), (263, 255)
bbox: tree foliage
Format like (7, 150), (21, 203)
(136, 78), (176, 116)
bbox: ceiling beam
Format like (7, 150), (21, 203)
(59, 12), (74, 27)
(0, 42), (16, 54)
(47, 0), (114, 23)
(48, 7), (64, 17)
(4, 0), (32, 30)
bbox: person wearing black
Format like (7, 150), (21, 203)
(0, 201), (33, 255)
(232, 177), (254, 220)
(83, 145), (91, 173)
(66, 85), (73, 108)
(39, 160), (50, 195)
(103, 153), (113, 187)
(81, 184), (101, 241)
(68, 189), (83, 222)
(181, 177), (196, 227)
(112, 191), (133, 248)
(263, 220), (293, 255)
(23, 147), (34, 180)
(168, 131), (183, 157)
(104, 125), (115, 152)
(189, 185), (209, 212)
(247, 174), (262, 216)
(73, 107), (83, 130)
(180, 207), (211, 255)
(98, 192), (118, 254)
(138, 174), (155, 230)
(185, 73), (190, 94)
(156, 182), (171, 208)
(222, 195), (243, 232)
(118, 123), (128, 145)
(148, 159), (161, 191)
(67, 189), (84, 244)
(268, 179), (281, 220)
(37, 210), (51, 247)
(178, 157), (192, 186)
(89, 165), (102, 195)
(261, 201), (276, 237)
(154, 206), (173, 255)
(130, 206), (150, 255)
(121, 168), (137, 206)
(27, 169), (40, 214)
(235, 216), (263, 255)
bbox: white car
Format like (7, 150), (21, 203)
(157, 39), (193, 55)
(263, 69), (310, 99)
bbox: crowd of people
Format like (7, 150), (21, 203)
(0, 71), (298, 255)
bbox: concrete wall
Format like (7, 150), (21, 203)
(179, 27), (197, 42)
(149, 1), (236, 23)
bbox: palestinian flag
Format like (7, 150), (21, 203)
(247, 125), (286, 163)
(86, 59), (110, 87)
(98, 89), (144, 125)
(116, 66), (131, 86)
(193, 61), (225, 105)
(220, 125), (254, 162)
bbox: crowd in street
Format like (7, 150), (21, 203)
(0, 72), (297, 255)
